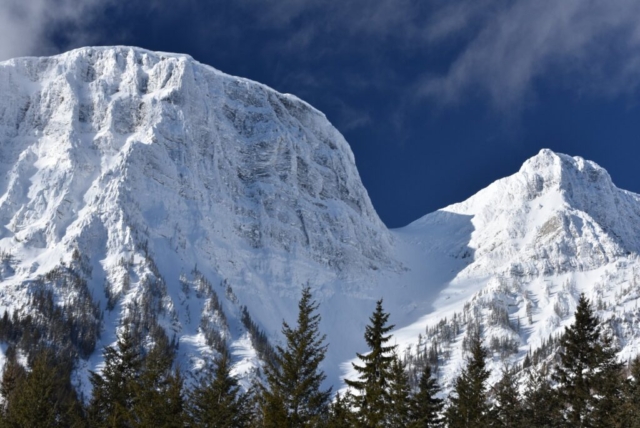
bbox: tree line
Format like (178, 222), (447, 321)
(1, 288), (640, 427)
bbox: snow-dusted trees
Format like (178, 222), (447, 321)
(7, 279), (640, 428)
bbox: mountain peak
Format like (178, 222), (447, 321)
(519, 148), (613, 193)
(410, 149), (640, 279)
(516, 150), (640, 254)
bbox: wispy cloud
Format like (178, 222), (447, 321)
(4, 0), (640, 112)
(0, 0), (111, 61)
(240, 0), (640, 109)
(420, 0), (640, 109)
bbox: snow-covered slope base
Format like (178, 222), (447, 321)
(1, 47), (640, 394)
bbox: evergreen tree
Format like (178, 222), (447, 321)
(1, 348), (86, 427)
(89, 328), (142, 427)
(409, 364), (443, 428)
(345, 299), (396, 428)
(620, 356), (640, 428)
(131, 333), (184, 427)
(187, 350), (250, 428)
(590, 333), (625, 428)
(521, 368), (561, 428)
(327, 392), (357, 428)
(492, 366), (523, 427)
(262, 286), (331, 427)
(387, 355), (412, 427)
(552, 293), (623, 427)
(445, 333), (491, 428)
(0, 347), (26, 421)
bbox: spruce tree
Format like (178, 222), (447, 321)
(262, 286), (331, 427)
(0, 347), (26, 421)
(552, 293), (622, 427)
(1, 348), (85, 427)
(590, 333), (625, 427)
(344, 299), (396, 428)
(620, 356), (640, 427)
(445, 333), (491, 428)
(131, 333), (184, 427)
(387, 355), (412, 427)
(521, 368), (560, 428)
(492, 366), (523, 427)
(409, 364), (443, 428)
(187, 350), (250, 427)
(327, 392), (357, 428)
(89, 328), (142, 427)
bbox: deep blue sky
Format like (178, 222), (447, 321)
(2, 0), (640, 228)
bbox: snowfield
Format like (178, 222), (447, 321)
(0, 46), (639, 394)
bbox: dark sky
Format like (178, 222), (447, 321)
(2, 0), (640, 227)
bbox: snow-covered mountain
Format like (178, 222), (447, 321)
(0, 46), (403, 390)
(387, 149), (640, 389)
(1, 46), (640, 394)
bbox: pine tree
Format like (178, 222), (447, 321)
(89, 328), (142, 427)
(552, 293), (623, 427)
(327, 392), (357, 428)
(187, 350), (250, 427)
(492, 366), (523, 427)
(344, 299), (396, 428)
(445, 333), (491, 428)
(262, 286), (331, 427)
(131, 333), (184, 427)
(0, 347), (26, 420)
(387, 355), (412, 427)
(590, 333), (625, 427)
(409, 364), (443, 428)
(521, 367), (560, 428)
(620, 356), (640, 427)
(1, 348), (86, 427)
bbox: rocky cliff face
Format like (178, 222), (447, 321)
(0, 46), (393, 273)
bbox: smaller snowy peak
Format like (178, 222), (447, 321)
(519, 149), (640, 254)
(519, 149), (615, 202)
(405, 149), (640, 278)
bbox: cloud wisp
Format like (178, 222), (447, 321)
(0, 0), (111, 61)
(240, 0), (640, 110)
(419, 0), (640, 109)
(3, 0), (640, 112)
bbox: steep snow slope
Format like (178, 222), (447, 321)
(380, 149), (640, 390)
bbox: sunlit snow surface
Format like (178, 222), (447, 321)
(1, 47), (640, 394)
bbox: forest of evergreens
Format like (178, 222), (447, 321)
(1, 287), (639, 428)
